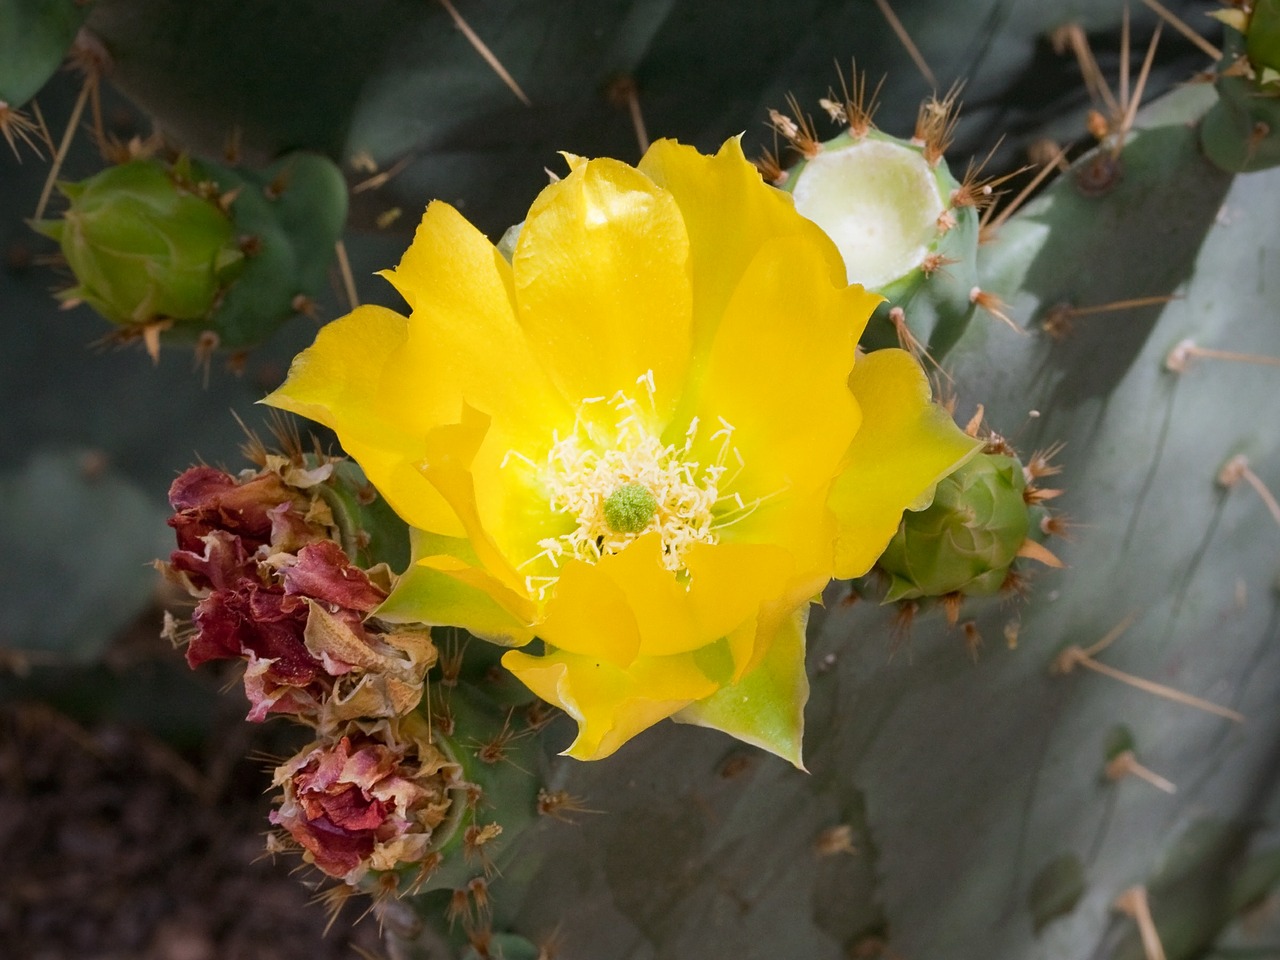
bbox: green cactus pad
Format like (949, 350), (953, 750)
(0, 0), (91, 107)
(875, 452), (1030, 601)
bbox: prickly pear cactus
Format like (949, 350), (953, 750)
(10, 3), (1280, 960)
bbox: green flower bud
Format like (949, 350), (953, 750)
(33, 158), (244, 327)
(876, 453), (1030, 601)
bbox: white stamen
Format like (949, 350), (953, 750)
(508, 379), (783, 593)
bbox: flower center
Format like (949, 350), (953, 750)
(603, 482), (658, 534)
(506, 373), (765, 597)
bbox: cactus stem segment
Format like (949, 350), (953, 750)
(1113, 886), (1168, 960)
(1217, 454), (1280, 528)
(1052, 617), (1246, 723)
(1106, 750), (1178, 794)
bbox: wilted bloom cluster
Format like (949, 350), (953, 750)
(164, 453), (461, 883)
(266, 136), (980, 764)
(268, 717), (459, 883)
(164, 456), (434, 729)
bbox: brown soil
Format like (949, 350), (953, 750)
(0, 701), (387, 960)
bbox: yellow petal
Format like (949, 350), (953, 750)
(513, 157), (692, 419)
(416, 406), (532, 600)
(587, 534), (700, 656)
(693, 235), (878, 504)
(673, 603), (810, 769)
(639, 137), (848, 379)
(829, 348), (981, 578)
(681, 541), (795, 661)
(377, 201), (571, 441)
(535, 558), (642, 667)
(501, 647), (717, 760)
(710, 488), (836, 606)
(263, 304), (463, 537)
(465, 422), (573, 591)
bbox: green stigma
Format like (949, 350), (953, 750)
(603, 482), (658, 534)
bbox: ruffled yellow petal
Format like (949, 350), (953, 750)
(513, 157), (692, 419)
(638, 138), (848, 380)
(465, 422), (575, 591)
(501, 647), (718, 760)
(535, 558), (642, 667)
(377, 201), (571, 441)
(829, 348), (982, 578)
(263, 304), (463, 538)
(679, 541), (795, 664)
(691, 235), (878, 504)
(416, 406), (533, 602)
(673, 603), (810, 769)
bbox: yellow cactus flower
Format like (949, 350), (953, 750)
(264, 137), (979, 765)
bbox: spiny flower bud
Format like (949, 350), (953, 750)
(33, 158), (244, 328)
(876, 452), (1030, 601)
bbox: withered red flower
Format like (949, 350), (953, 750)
(164, 463), (434, 727)
(270, 723), (456, 882)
